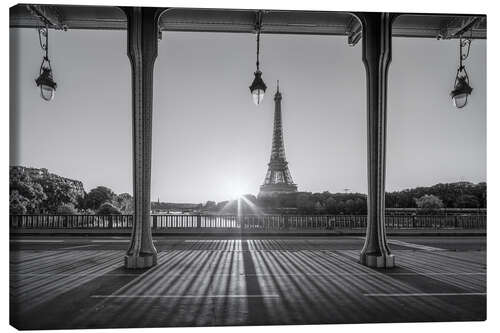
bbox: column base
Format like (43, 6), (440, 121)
(124, 253), (157, 269)
(360, 253), (395, 268)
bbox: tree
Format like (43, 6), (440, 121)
(325, 197), (339, 214)
(280, 193), (298, 208)
(57, 203), (77, 215)
(296, 193), (314, 213)
(455, 194), (480, 208)
(115, 193), (134, 214)
(355, 198), (367, 214)
(215, 201), (229, 212)
(344, 199), (356, 214)
(314, 201), (325, 214)
(415, 194), (444, 213)
(34, 175), (84, 213)
(242, 194), (257, 203)
(10, 167), (46, 213)
(386, 182), (486, 209)
(10, 190), (28, 215)
(96, 202), (122, 215)
(218, 200), (237, 214)
(85, 186), (116, 211)
(204, 201), (216, 211)
(9, 166), (86, 214)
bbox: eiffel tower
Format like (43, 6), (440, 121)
(258, 82), (298, 198)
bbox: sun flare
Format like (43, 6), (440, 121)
(226, 180), (247, 200)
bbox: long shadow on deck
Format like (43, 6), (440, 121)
(11, 266), (149, 330)
(241, 239), (269, 325)
(11, 241), (487, 329)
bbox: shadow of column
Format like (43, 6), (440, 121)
(241, 239), (270, 325)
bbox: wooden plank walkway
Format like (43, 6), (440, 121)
(10, 239), (486, 329)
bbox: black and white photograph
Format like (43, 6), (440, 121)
(7, 1), (489, 330)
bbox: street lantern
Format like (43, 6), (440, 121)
(35, 26), (57, 102)
(451, 36), (472, 109)
(36, 67), (57, 101)
(451, 75), (473, 109)
(249, 11), (266, 106)
(249, 70), (266, 105)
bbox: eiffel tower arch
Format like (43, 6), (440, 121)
(258, 82), (298, 198)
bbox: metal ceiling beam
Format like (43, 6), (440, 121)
(25, 4), (67, 30)
(346, 17), (362, 46)
(437, 16), (483, 39)
(10, 5), (486, 39)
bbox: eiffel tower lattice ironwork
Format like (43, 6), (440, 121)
(258, 82), (298, 197)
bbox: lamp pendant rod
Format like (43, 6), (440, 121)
(458, 29), (472, 71)
(256, 28), (260, 70)
(44, 24), (49, 61)
(38, 24), (51, 68)
(459, 37), (463, 69)
(255, 10), (263, 71)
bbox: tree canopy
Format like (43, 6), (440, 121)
(84, 186), (116, 211)
(96, 202), (122, 215)
(9, 166), (486, 215)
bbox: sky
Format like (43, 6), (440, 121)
(10, 20), (486, 203)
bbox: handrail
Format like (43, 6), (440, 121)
(9, 214), (486, 230)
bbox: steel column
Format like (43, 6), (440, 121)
(352, 12), (396, 268)
(122, 7), (164, 269)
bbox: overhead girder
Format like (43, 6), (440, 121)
(10, 5), (486, 40)
(25, 4), (67, 30)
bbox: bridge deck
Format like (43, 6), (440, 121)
(10, 236), (486, 329)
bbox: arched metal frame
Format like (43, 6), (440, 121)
(119, 7), (399, 269)
(119, 7), (429, 270)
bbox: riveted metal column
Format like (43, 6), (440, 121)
(352, 12), (396, 268)
(122, 7), (163, 269)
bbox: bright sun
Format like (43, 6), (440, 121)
(227, 181), (246, 199)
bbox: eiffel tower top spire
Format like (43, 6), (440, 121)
(258, 81), (298, 198)
(275, 80), (281, 100)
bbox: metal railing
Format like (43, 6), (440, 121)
(9, 215), (134, 229)
(9, 214), (486, 231)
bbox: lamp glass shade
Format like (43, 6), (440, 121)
(35, 67), (57, 102)
(252, 89), (265, 105)
(40, 84), (55, 101)
(450, 76), (472, 109)
(452, 93), (468, 108)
